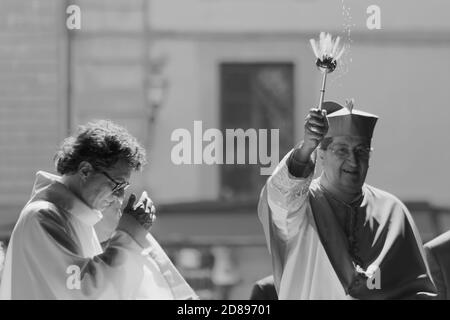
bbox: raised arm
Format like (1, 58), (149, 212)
(265, 108), (328, 238)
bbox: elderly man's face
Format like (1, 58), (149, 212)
(80, 159), (132, 211)
(321, 136), (371, 194)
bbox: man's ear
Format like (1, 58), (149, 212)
(78, 161), (94, 181)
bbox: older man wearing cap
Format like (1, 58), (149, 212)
(258, 101), (436, 299)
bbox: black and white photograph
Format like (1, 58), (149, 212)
(0, 0), (449, 307)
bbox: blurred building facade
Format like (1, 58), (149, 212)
(1, 0), (450, 298)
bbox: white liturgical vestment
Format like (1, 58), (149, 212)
(258, 150), (435, 300)
(259, 151), (350, 299)
(0, 171), (197, 300)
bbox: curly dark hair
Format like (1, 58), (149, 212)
(54, 120), (147, 174)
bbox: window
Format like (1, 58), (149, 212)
(220, 63), (295, 201)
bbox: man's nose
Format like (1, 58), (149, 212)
(346, 151), (358, 166)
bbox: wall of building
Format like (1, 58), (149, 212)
(150, 0), (450, 33)
(0, 0), (67, 236)
(145, 0), (450, 207)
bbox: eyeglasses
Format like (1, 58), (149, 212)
(328, 145), (372, 160)
(98, 170), (130, 193)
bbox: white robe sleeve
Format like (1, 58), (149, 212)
(266, 149), (315, 240)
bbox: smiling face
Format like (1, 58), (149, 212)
(78, 159), (132, 211)
(320, 135), (371, 196)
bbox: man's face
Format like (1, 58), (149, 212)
(321, 135), (371, 194)
(79, 159), (132, 211)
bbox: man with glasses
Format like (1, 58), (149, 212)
(258, 100), (436, 299)
(0, 120), (196, 300)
